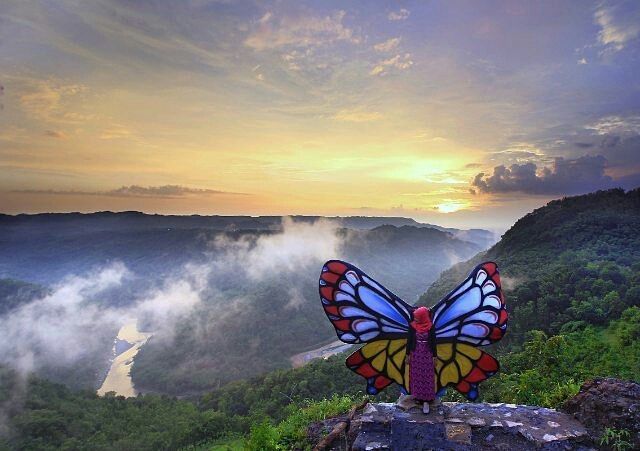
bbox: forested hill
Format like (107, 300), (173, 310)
(419, 188), (640, 342)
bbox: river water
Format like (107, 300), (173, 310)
(289, 340), (353, 368)
(97, 322), (152, 397)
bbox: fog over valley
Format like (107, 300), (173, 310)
(0, 214), (492, 395)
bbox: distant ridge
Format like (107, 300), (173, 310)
(0, 211), (478, 233)
(0, 212), (496, 250)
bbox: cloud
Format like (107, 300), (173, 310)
(585, 115), (640, 135)
(43, 130), (67, 139)
(0, 262), (209, 374)
(373, 37), (401, 52)
(258, 12), (272, 24)
(597, 133), (640, 169)
(370, 53), (413, 76)
(333, 108), (383, 122)
(531, 115), (640, 170)
(13, 185), (247, 198)
(424, 173), (467, 184)
(0, 218), (342, 382)
(99, 125), (134, 140)
(107, 185), (245, 197)
(18, 78), (87, 123)
(388, 8), (410, 21)
(281, 51), (301, 70)
(490, 146), (549, 165)
(471, 155), (625, 195)
(244, 10), (360, 50)
(594, 1), (640, 54)
(210, 217), (341, 281)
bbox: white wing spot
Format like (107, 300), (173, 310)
(475, 270), (487, 285)
(345, 271), (359, 286)
(482, 280), (496, 295)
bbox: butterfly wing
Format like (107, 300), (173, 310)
(430, 262), (507, 399)
(346, 339), (410, 395)
(431, 262), (508, 346)
(319, 260), (413, 344)
(434, 342), (499, 400)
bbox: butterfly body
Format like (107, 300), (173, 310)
(319, 260), (507, 401)
(408, 328), (436, 401)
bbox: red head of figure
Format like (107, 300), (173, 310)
(411, 306), (432, 333)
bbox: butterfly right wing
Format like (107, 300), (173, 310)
(319, 260), (413, 344)
(430, 262), (507, 400)
(434, 342), (499, 401)
(431, 262), (508, 347)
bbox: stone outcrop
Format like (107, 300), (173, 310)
(308, 378), (640, 450)
(309, 401), (594, 450)
(562, 377), (639, 449)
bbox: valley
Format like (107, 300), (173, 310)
(0, 214), (492, 396)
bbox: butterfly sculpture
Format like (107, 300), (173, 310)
(319, 260), (507, 402)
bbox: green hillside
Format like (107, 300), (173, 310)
(2, 307), (637, 450)
(419, 188), (640, 343)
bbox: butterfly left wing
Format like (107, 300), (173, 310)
(319, 260), (413, 344)
(431, 262), (508, 346)
(434, 342), (499, 400)
(346, 339), (410, 395)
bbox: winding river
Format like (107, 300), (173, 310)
(97, 322), (152, 397)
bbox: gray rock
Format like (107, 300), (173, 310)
(562, 377), (640, 449)
(318, 402), (594, 450)
(309, 378), (640, 451)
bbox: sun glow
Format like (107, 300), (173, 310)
(435, 200), (468, 213)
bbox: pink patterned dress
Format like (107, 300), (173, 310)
(409, 331), (436, 401)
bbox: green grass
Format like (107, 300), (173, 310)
(246, 394), (362, 451)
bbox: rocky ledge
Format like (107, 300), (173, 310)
(313, 401), (593, 450)
(308, 378), (640, 450)
(563, 377), (639, 449)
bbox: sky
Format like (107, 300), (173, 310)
(1, 0), (639, 230)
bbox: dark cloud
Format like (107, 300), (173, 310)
(519, 115), (640, 172)
(597, 134), (640, 167)
(465, 163), (483, 169)
(600, 135), (621, 148)
(107, 185), (245, 197)
(14, 185), (247, 198)
(471, 155), (638, 195)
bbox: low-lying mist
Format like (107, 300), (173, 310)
(0, 261), (208, 376)
(0, 218), (341, 382)
(0, 217), (484, 395)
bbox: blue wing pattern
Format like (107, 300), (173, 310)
(319, 260), (413, 344)
(431, 262), (508, 347)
